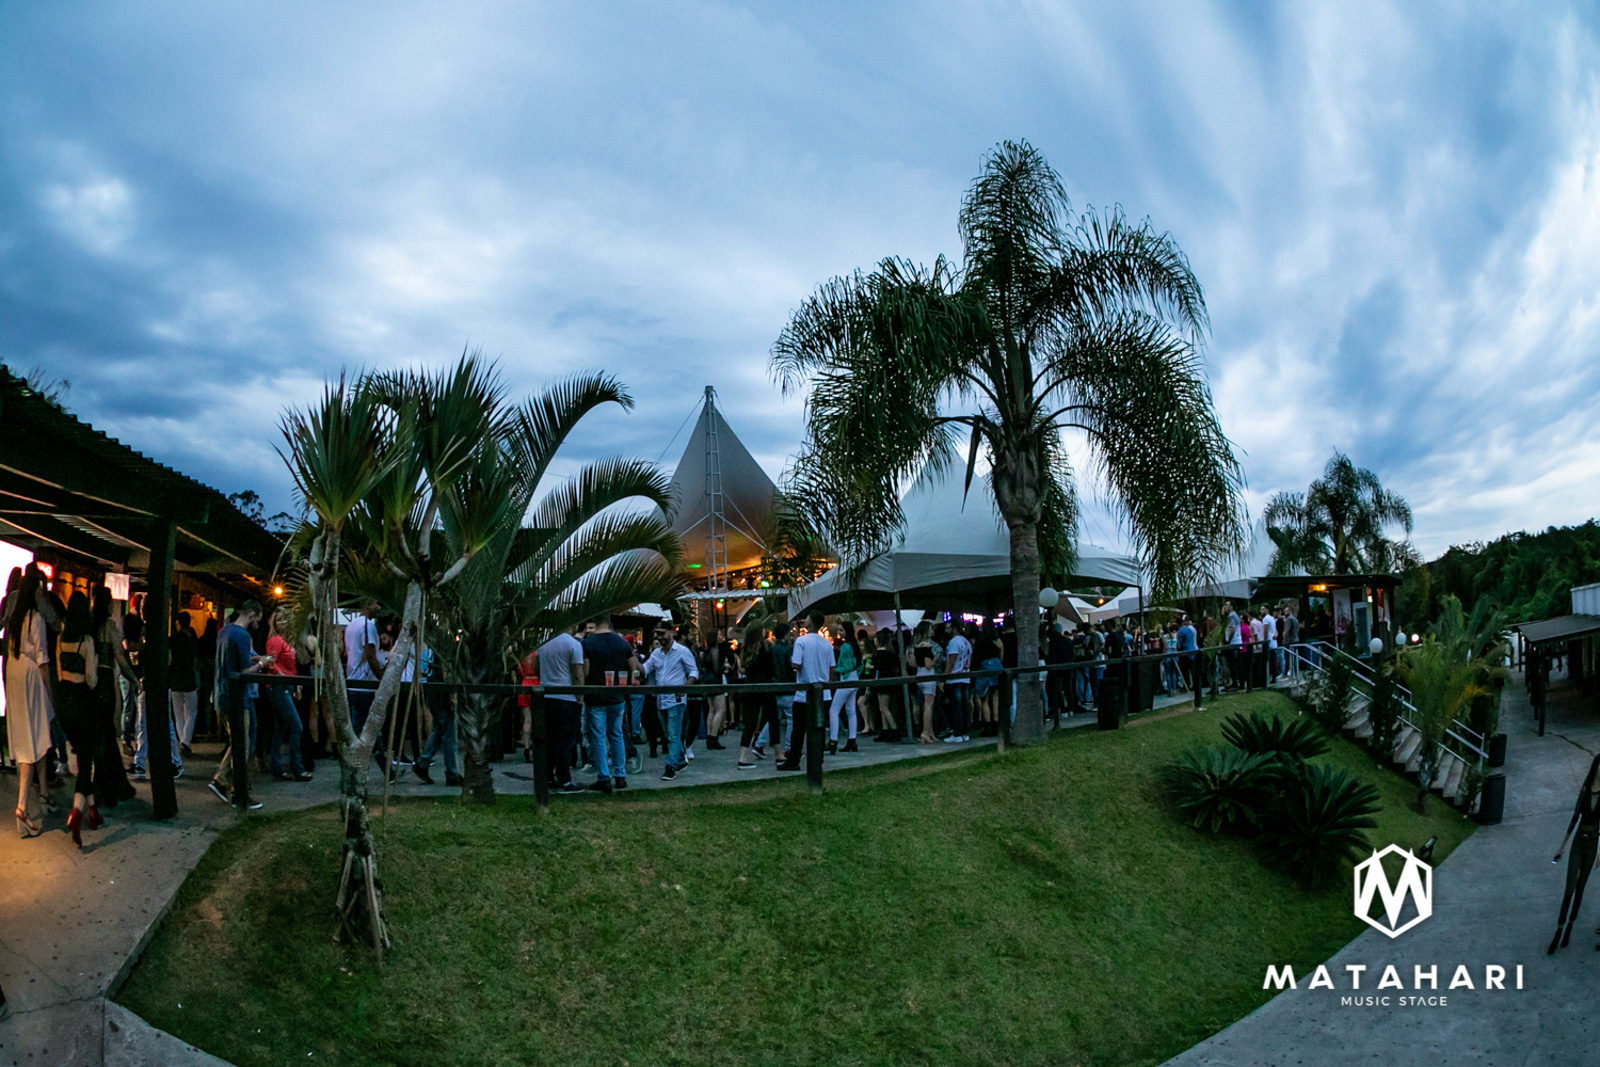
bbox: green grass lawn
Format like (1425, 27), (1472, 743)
(118, 692), (1473, 1067)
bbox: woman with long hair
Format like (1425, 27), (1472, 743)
(1550, 754), (1600, 953)
(736, 622), (780, 770)
(973, 622), (1004, 734)
(827, 624), (861, 753)
(4, 573), (53, 837)
(89, 587), (136, 812)
(53, 592), (102, 846)
(705, 628), (734, 750)
(264, 609), (311, 781)
(912, 621), (937, 744)
(871, 628), (902, 742)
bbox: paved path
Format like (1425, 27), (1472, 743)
(1166, 666), (1600, 1067)
(5, 689), (1203, 1066)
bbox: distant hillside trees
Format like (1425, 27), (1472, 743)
(1397, 521), (1600, 625)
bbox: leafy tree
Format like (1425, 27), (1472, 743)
(772, 140), (1246, 746)
(1263, 451), (1416, 575)
(1399, 521), (1600, 626)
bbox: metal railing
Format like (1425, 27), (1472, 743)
(224, 649), (1217, 812)
(1284, 640), (1489, 781)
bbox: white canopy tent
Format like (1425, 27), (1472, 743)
(789, 466), (1143, 618)
(1112, 518), (1285, 616)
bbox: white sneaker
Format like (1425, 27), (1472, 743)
(685, 748), (695, 762)
(960, 735), (971, 742)
(942, 735), (961, 743)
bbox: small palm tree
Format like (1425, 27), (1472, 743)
(281, 357), (515, 953)
(772, 140), (1246, 745)
(1264, 451), (1415, 575)
(432, 374), (684, 803)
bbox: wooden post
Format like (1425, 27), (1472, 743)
(806, 685), (824, 793)
(893, 592), (913, 742)
(144, 519), (179, 820)
(531, 689), (549, 812)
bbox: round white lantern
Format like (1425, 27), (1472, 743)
(1393, 631), (1406, 648)
(1038, 587), (1059, 609)
(1369, 637), (1385, 655)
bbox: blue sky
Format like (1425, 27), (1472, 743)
(3, 1), (1598, 557)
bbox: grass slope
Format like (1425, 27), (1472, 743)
(119, 692), (1473, 1067)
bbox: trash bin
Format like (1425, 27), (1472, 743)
(1477, 772), (1506, 825)
(1488, 733), (1507, 768)
(1098, 674), (1125, 731)
(1135, 659), (1159, 712)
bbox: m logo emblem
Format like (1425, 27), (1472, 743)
(1354, 845), (1432, 938)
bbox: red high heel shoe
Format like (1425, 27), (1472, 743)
(66, 807), (83, 847)
(86, 805), (103, 831)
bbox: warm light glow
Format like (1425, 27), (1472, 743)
(1310, 584), (1328, 592)
(36, 561), (54, 578)
(273, 586), (284, 596)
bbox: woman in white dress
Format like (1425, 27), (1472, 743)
(4, 573), (54, 837)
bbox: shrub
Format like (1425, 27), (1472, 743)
(1220, 711), (1329, 762)
(1256, 763), (1381, 884)
(1367, 667), (1405, 760)
(1161, 747), (1282, 833)
(1307, 652), (1355, 732)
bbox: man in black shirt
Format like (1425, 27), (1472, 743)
(581, 613), (640, 794)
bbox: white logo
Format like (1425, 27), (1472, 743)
(1354, 845), (1433, 939)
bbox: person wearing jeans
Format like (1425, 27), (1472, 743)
(642, 624), (698, 780)
(413, 686), (460, 786)
(581, 614), (640, 794)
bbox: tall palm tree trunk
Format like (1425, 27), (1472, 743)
(458, 685), (499, 805)
(1008, 520), (1046, 746)
(454, 634), (499, 805)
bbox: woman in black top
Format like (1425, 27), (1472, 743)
(1550, 754), (1600, 953)
(736, 624), (779, 769)
(90, 588), (136, 815)
(871, 629), (902, 741)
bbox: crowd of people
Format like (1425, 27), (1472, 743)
(4, 553), (1349, 834)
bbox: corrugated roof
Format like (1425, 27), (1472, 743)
(1515, 614), (1600, 646)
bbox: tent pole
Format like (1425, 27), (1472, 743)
(894, 592), (912, 742)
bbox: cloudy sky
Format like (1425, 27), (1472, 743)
(3, 1), (1598, 557)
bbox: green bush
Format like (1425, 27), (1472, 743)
(1220, 711), (1329, 762)
(1256, 763), (1381, 884)
(1308, 652), (1356, 732)
(1161, 747), (1282, 833)
(1367, 667), (1405, 760)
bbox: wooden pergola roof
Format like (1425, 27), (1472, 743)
(0, 365), (283, 579)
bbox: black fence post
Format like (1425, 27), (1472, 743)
(228, 673), (250, 814)
(1193, 654), (1203, 711)
(806, 685), (824, 793)
(531, 689), (550, 812)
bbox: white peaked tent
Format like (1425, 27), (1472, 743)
(789, 465), (1143, 617)
(1113, 517), (1285, 614)
(667, 388), (778, 577)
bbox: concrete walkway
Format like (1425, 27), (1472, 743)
(1166, 666), (1600, 1067)
(5, 688), (1195, 1066)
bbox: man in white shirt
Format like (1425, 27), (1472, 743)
(642, 624), (698, 780)
(344, 599), (382, 730)
(778, 610), (836, 772)
(944, 623), (974, 743)
(1261, 606), (1279, 683)
(537, 626), (586, 793)
(1222, 600), (1243, 692)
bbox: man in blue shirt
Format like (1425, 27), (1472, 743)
(643, 624), (698, 780)
(1176, 614), (1198, 693)
(208, 600), (270, 809)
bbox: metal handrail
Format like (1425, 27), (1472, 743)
(1287, 640), (1489, 769)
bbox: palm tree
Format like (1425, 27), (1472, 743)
(772, 140), (1246, 746)
(281, 357), (515, 953)
(1263, 451), (1415, 575)
(431, 374), (684, 804)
